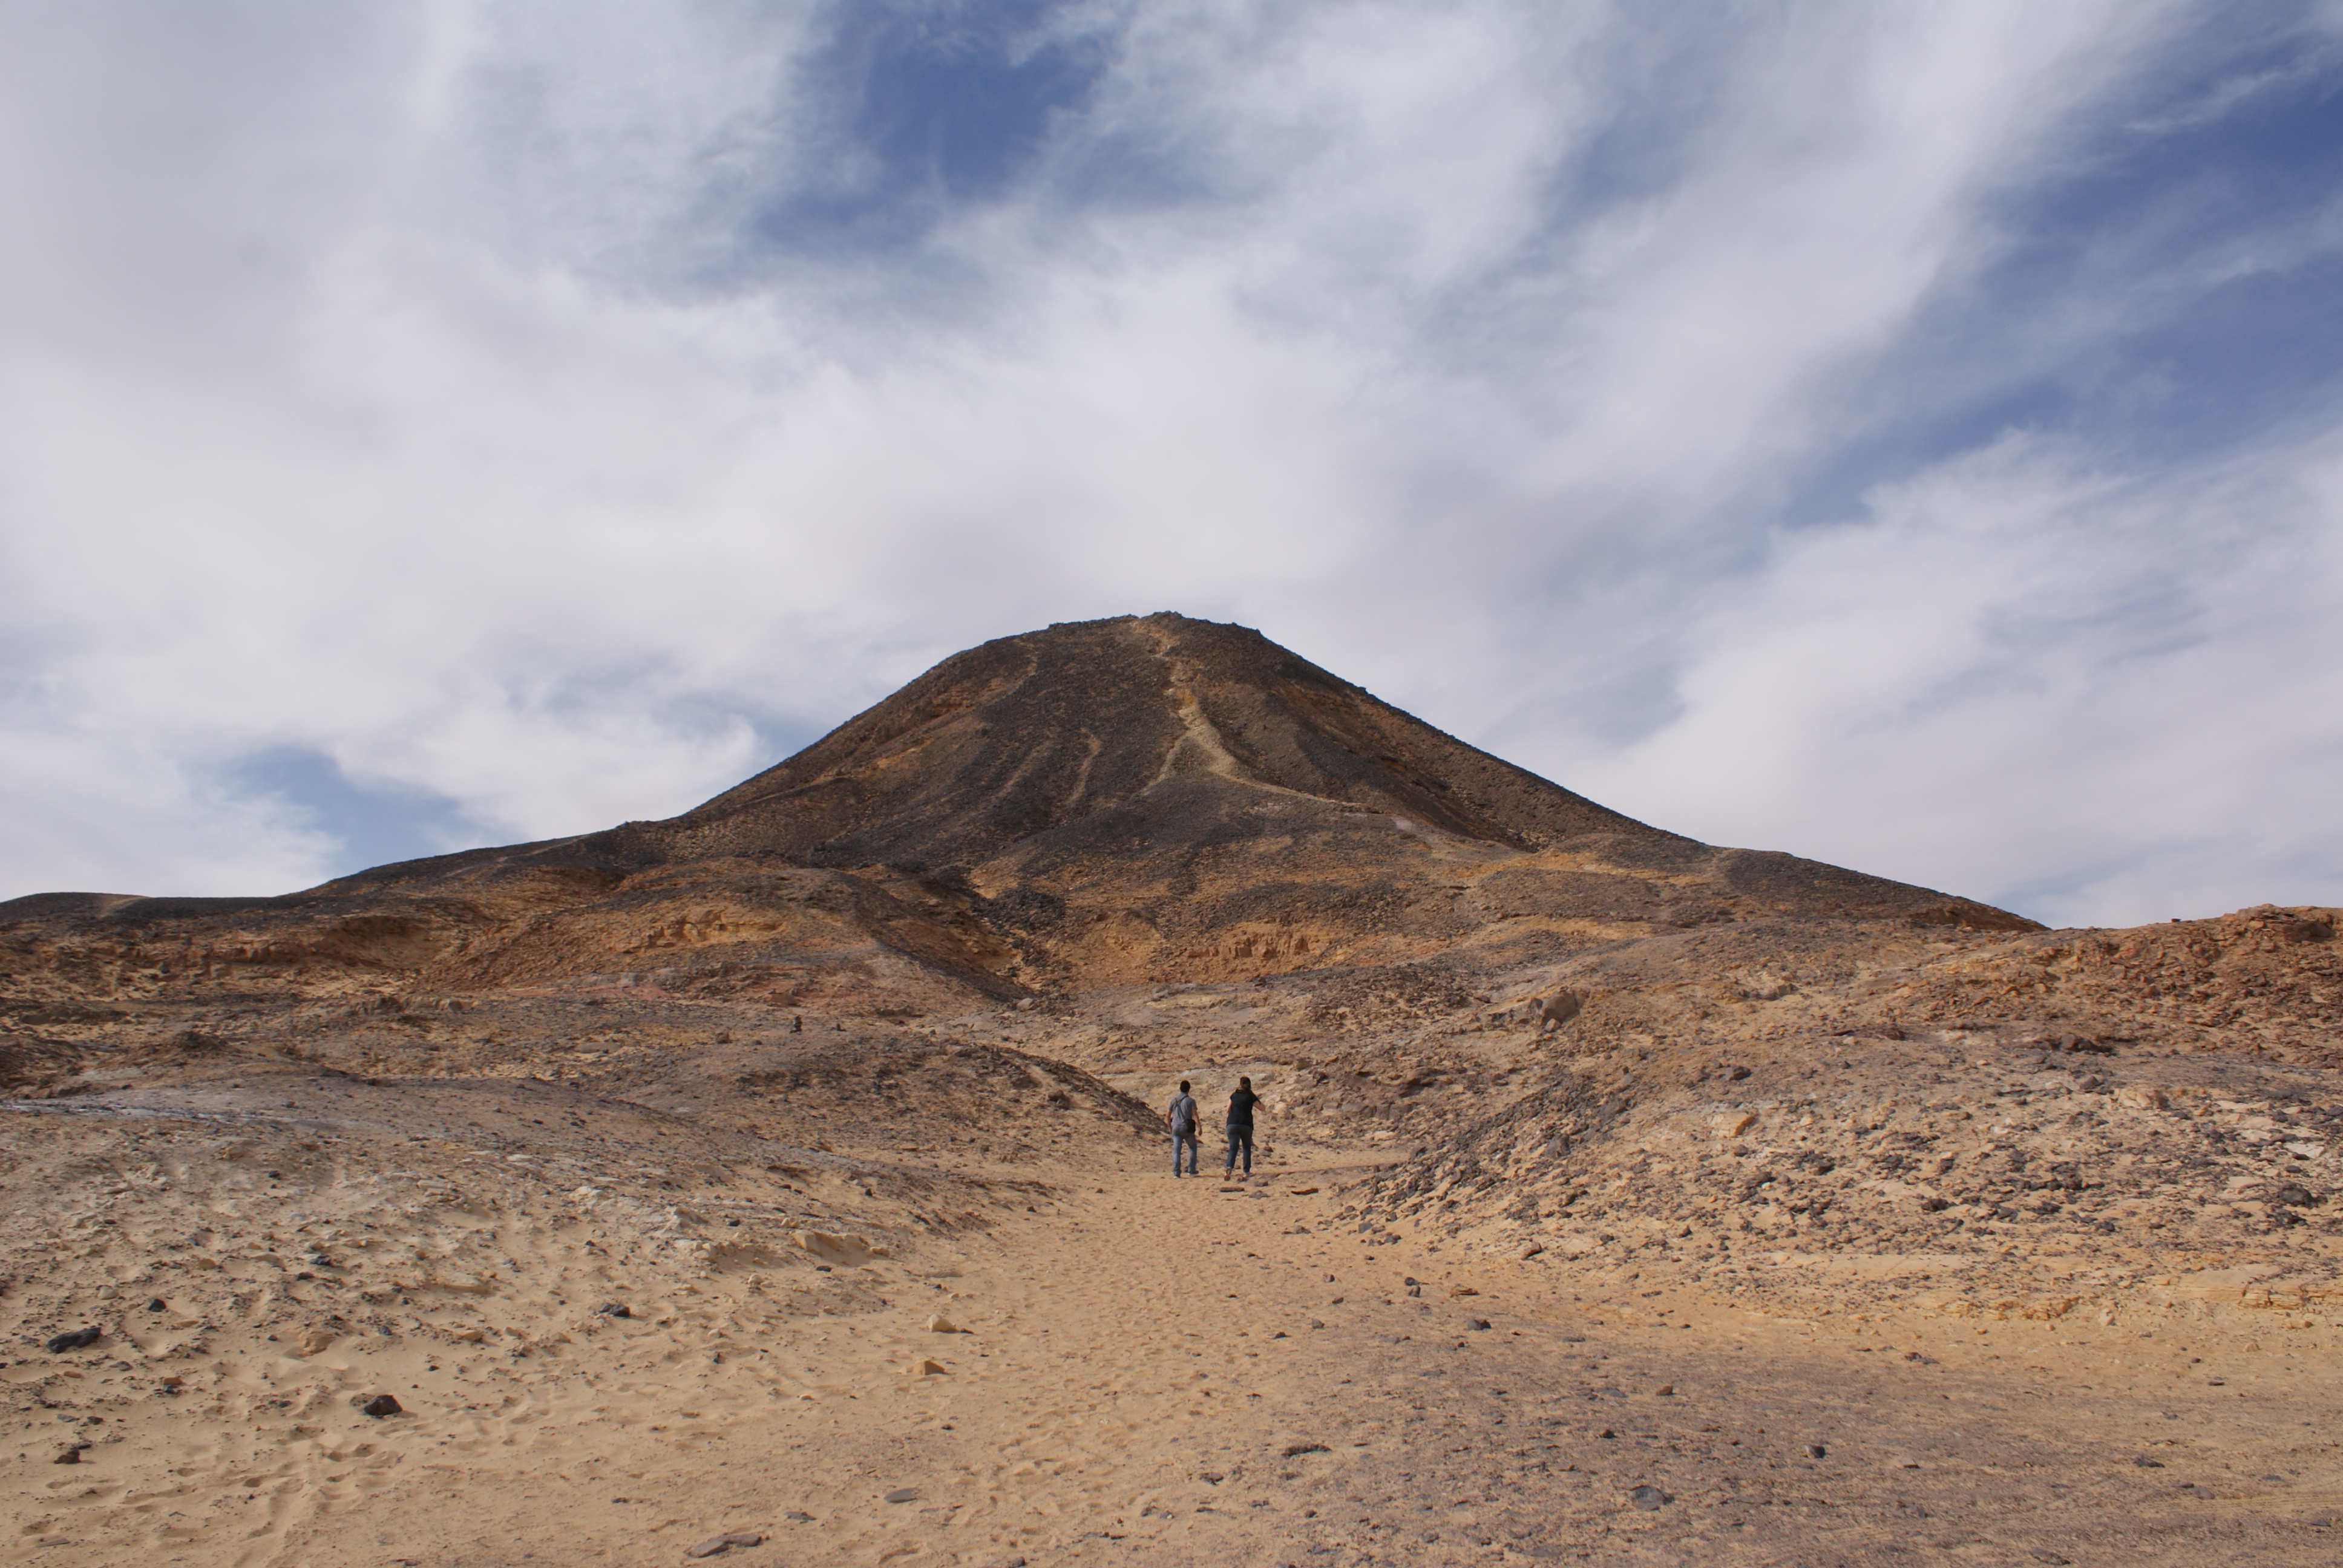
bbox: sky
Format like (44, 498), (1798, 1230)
(4, 1), (2341, 928)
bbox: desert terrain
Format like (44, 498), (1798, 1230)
(2, 613), (2338, 1566)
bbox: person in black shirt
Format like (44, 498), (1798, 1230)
(1224, 1076), (1260, 1178)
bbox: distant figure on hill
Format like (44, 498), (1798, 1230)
(1166, 1080), (1200, 1177)
(1224, 1076), (1260, 1178)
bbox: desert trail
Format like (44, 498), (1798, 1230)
(2, 613), (2338, 1566)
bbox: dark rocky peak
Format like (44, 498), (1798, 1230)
(663, 613), (1661, 873)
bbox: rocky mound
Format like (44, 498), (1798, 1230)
(0, 614), (2028, 1013)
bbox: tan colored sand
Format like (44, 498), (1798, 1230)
(5, 1095), (2339, 1567)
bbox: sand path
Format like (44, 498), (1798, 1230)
(11, 1129), (2341, 1567)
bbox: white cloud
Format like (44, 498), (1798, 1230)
(1, 1), (2336, 922)
(1568, 428), (2343, 924)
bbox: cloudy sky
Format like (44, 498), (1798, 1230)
(4, 1), (2341, 927)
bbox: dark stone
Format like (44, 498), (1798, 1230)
(53, 1445), (88, 1465)
(2135, 1457), (2165, 1468)
(598, 1302), (632, 1318)
(2275, 1183), (2317, 1208)
(1282, 1442), (1330, 1457)
(686, 1532), (764, 1558)
(145, 1299), (166, 1312)
(361, 1394), (402, 1417)
(1629, 1485), (1668, 1511)
(1806, 1443), (1827, 1459)
(44, 1327), (100, 1353)
(1467, 1318), (1492, 1331)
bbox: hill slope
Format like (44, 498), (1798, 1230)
(0, 613), (2027, 1009)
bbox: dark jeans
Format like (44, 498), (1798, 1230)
(1225, 1124), (1253, 1176)
(1171, 1130), (1199, 1175)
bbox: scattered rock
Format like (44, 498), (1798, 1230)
(44, 1327), (101, 1353)
(686, 1532), (765, 1559)
(1282, 1442), (1330, 1457)
(1520, 1243), (1544, 1259)
(2135, 1457), (2165, 1468)
(883, 1486), (920, 1503)
(917, 1359), (948, 1376)
(1806, 1443), (1827, 1459)
(360, 1394), (403, 1417)
(2274, 1183), (2318, 1208)
(144, 1298), (166, 1312)
(926, 1315), (963, 1333)
(1289, 1186), (1320, 1195)
(784, 1511), (813, 1522)
(795, 1229), (882, 1264)
(1467, 1318), (1492, 1331)
(1654, 1384), (1674, 1397)
(1717, 1112), (1758, 1137)
(2030, 1551), (2072, 1566)
(1448, 1285), (1479, 1298)
(1628, 1485), (1668, 1511)
(598, 1302), (632, 1318)
(1598, 1428), (1616, 1439)
(53, 1444), (88, 1465)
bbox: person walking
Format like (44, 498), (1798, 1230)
(1224, 1075), (1260, 1178)
(1166, 1080), (1201, 1177)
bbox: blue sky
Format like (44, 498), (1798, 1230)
(3, 1), (2341, 927)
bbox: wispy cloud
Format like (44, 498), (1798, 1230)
(2, 1), (2339, 921)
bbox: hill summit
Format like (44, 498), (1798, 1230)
(4, 612), (2030, 1007)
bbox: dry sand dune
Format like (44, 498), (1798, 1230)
(4, 614), (2339, 1563)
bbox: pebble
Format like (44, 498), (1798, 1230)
(44, 1327), (101, 1354)
(784, 1511), (813, 1522)
(53, 1444), (88, 1465)
(1467, 1319), (1492, 1331)
(685, 1531), (764, 1558)
(145, 1299), (166, 1313)
(1448, 1285), (1480, 1298)
(1806, 1443), (1827, 1459)
(1629, 1485), (1668, 1511)
(361, 1394), (403, 1418)
(926, 1315), (962, 1333)
(2135, 1457), (2165, 1468)
(1654, 1384), (1674, 1397)
(598, 1302), (632, 1318)
(917, 1359), (948, 1376)
(883, 1486), (920, 1503)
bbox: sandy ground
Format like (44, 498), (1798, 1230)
(5, 1089), (2339, 1568)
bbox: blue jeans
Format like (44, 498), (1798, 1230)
(1225, 1125), (1253, 1176)
(1171, 1131), (1199, 1175)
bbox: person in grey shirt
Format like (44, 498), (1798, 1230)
(1166, 1080), (1200, 1177)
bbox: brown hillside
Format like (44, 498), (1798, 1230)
(0, 613), (2024, 1008)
